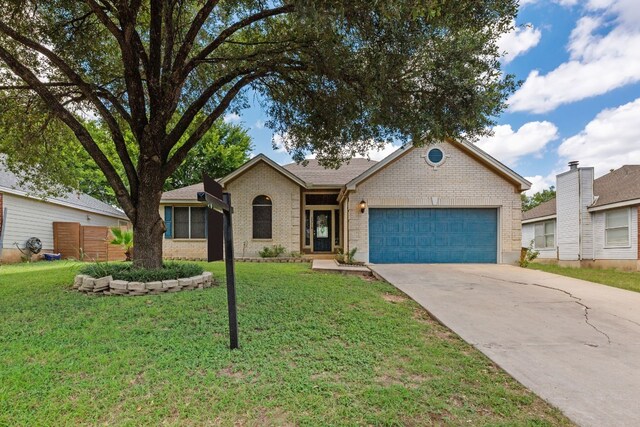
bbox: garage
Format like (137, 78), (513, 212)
(369, 208), (498, 263)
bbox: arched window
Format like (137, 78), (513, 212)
(253, 195), (272, 239)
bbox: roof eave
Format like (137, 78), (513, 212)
(588, 198), (640, 212)
(522, 214), (557, 224)
(452, 139), (532, 191)
(0, 185), (128, 220)
(219, 154), (307, 188)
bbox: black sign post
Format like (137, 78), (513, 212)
(197, 174), (238, 350)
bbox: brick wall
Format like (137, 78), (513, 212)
(225, 161), (301, 257)
(346, 142), (523, 264)
(160, 204), (208, 260)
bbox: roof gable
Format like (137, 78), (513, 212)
(219, 154), (307, 188)
(346, 140), (531, 191)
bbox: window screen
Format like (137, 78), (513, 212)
(190, 207), (207, 238)
(253, 196), (272, 239)
(174, 207), (190, 238)
(605, 209), (629, 247)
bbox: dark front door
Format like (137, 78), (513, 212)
(313, 210), (332, 252)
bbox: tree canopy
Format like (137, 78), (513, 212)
(522, 186), (556, 212)
(0, 0), (518, 268)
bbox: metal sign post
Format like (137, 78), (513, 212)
(198, 174), (238, 350)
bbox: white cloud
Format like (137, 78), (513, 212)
(358, 143), (402, 161)
(498, 21), (541, 64)
(303, 142), (402, 162)
(223, 113), (241, 123)
(272, 132), (289, 152)
(254, 120), (265, 129)
(558, 98), (640, 177)
(509, 2), (640, 113)
(524, 173), (557, 196)
(475, 121), (559, 167)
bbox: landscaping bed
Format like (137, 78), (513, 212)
(0, 261), (571, 425)
(73, 262), (213, 295)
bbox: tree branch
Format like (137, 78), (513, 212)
(182, 5), (294, 77)
(164, 73), (264, 177)
(171, 0), (220, 72)
(0, 20), (139, 197)
(163, 67), (256, 155)
(0, 44), (136, 219)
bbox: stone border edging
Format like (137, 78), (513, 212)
(72, 271), (215, 296)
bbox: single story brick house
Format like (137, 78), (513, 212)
(161, 140), (530, 264)
(0, 166), (129, 263)
(522, 162), (640, 270)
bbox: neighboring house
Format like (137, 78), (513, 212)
(161, 140), (530, 264)
(0, 166), (129, 263)
(522, 162), (640, 270)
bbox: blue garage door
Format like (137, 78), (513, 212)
(369, 208), (497, 263)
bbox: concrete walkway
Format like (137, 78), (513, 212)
(312, 259), (372, 275)
(369, 264), (640, 427)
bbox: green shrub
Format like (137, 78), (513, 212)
(336, 247), (358, 264)
(80, 262), (204, 282)
(520, 241), (540, 267)
(259, 245), (286, 258)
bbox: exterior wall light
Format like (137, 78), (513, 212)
(359, 200), (367, 213)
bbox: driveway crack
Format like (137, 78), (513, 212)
(478, 275), (612, 345)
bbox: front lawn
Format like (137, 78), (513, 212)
(528, 263), (640, 293)
(0, 261), (570, 425)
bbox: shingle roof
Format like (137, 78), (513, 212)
(522, 165), (640, 221)
(282, 158), (377, 186)
(0, 166), (128, 219)
(160, 182), (204, 201)
(592, 165), (640, 208)
(522, 198), (556, 221)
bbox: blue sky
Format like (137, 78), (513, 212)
(224, 0), (640, 195)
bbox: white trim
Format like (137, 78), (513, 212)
(219, 154), (307, 187)
(604, 207), (632, 249)
(533, 219), (556, 250)
(522, 214), (557, 224)
(423, 147), (449, 168)
(0, 186), (128, 220)
(588, 198), (640, 212)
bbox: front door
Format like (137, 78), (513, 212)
(313, 210), (332, 252)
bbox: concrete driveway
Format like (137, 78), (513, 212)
(369, 264), (640, 427)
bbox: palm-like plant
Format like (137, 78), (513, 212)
(110, 227), (134, 261)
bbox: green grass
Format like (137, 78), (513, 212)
(0, 261), (571, 426)
(528, 263), (640, 293)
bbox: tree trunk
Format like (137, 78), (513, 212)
(131, 153), (166, 269)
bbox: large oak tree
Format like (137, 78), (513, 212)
(0, 0), (517, 268)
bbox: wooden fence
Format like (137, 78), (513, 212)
(53, 222), (128, 262)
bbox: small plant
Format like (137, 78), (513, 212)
(336, 247), (358, 264)
(110, 228), (134, 261)
(80, 261), (204, 282)
(288, 251), (303, 258)
(520, 240), (539, 267)
(259, 244), (286, 258)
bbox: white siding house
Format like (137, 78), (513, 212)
(0, 167), (129, 263)
(522, 162), (640, 270)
